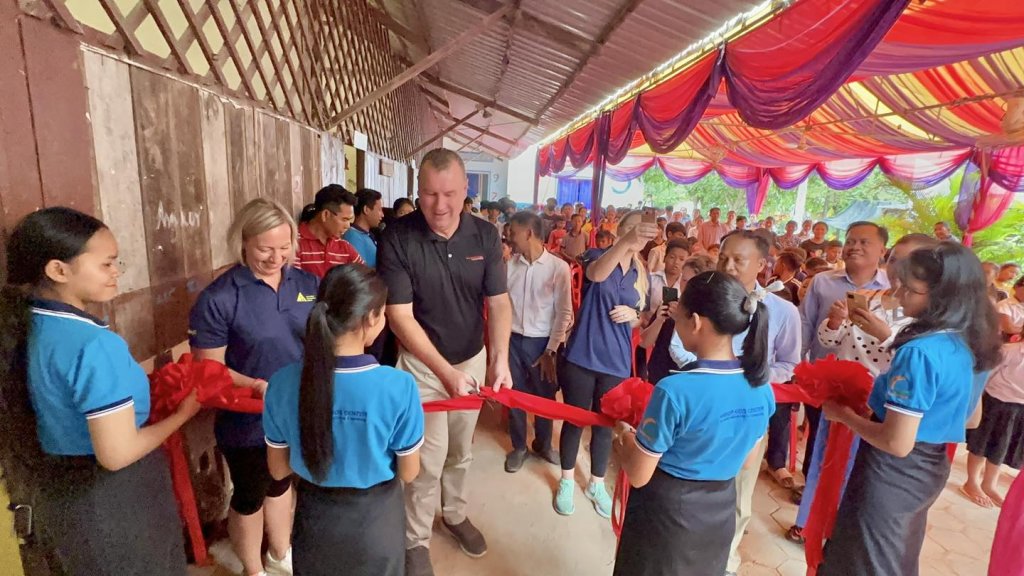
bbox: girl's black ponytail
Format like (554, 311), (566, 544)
(299, 301), (336, 482)
(298, 264), (388, 481)
(740, 300), (770, 387)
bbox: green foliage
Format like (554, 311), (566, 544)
(639, 165), (1024, 265)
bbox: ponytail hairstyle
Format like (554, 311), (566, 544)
(1, 208), (108, 491)
(891, 242), (1002, 372)
(299, 264), (387, 481)
(679, 271), (770, 387)
(617, 210), (649, 310)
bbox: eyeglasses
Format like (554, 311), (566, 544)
(894, 284), (928, 297)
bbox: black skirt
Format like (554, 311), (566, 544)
(967, 392), (1024, 469)
(613, 468), (736, 576)
(819, 440), (950, 576)
(293, 477), (405, 576)
(33, 449), (187, 576)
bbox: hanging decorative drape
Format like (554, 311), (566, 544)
(722, 0), (910, 129)
(537, 0), (1024, 179)
(955, 146), (1024, 246)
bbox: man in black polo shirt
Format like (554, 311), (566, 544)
(378, 148), (512, 576)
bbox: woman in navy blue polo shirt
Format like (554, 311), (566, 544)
(819, 242), (1002, 576)
(190, 198), (319, 576)
(612, 271), (775, 576)
(263, 264), (423, 576)
(0, 208), (201, 575)
(555, 210), (657, 517)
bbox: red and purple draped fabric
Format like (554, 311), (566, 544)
(746, 169), (772, 216)
(879, 149), (973, 190)
(956, 146), (1024, 246)
(536, 0), (1024, 179)
(634, 51), (724, 154)
(605, 156), (656, 182)
(723, 0), (910, 129)
(656, 157), (714, 185)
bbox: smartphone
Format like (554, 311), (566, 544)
(662, 286), (679, 304)
(642, 212), (657, 224)
(846, 291), (869, 313)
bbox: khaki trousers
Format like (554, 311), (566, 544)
(728, 437), (767, 572)
(398, 348), (487, 549)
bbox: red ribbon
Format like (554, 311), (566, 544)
(786, 356), (874, 576)
(148, 354), (265, 566)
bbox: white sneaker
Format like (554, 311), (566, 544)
(265, 548), (293, 576)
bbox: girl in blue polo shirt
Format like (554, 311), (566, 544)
(0, 208), (201, 575)
(263, 264), (423, 576)
(556, 210), (655, 518)
(612, 271), (775, 576)
(819, 242), (1002, 576)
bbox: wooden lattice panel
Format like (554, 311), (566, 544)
(37, 0), (430, 161)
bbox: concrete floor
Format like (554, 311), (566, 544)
(192, 404), (1011, 576)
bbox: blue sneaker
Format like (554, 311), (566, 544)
(554, 478), (575, 515)
(585, 481), (612, 518)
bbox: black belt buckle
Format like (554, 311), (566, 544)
(9, 503), (32, 539)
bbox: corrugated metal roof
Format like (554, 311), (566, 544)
(377, 0), (763, 157)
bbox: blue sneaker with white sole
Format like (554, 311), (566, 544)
(585, 481), (612, 518)
(554, 478), (575, 515)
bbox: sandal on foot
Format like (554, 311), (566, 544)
(770, 467), (796, 489)
(786, 525), (805, 544)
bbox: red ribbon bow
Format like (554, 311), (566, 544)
(148, 354), (265, 566)
(785, 355), (874, 576)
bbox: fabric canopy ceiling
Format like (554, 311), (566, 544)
(536, 0), (1024, 193)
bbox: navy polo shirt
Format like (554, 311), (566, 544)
(27, 299), (150, 456)
(189, 264), (319, 447)
(635, 359), (775, 481)
(344, 225), (378, 268)
(263, 355), (424, 488)
(868, 331), (986, 444)
(564, 258), (642, 378)
(377, 211), (507, 364)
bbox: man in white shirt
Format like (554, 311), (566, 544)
(504, 211), (574, 472)
(696, 207), (731, 250)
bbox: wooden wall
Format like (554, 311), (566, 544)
(82, 49), (326, 361)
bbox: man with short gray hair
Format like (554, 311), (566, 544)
(378, 148), (513, 576)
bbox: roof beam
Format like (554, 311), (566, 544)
(457, 0), (595, 54)
(531, 0), (644, 131)
(408, 107), (483, 158)
(327, 2), (514, 131)
(367, 5), (431, 55)
(450, 129), (507, 157)
(417, 71), (537, 125)
(428, 102), (518, 147)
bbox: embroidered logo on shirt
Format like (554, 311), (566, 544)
(466, 255), (484, 261)
(638, 417), (657, 444)
(296, 293), (316, 303)
(888, 374), (912, 401)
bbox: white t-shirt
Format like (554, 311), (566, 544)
(985, 342), (1024, 404)
(996, 297), (1024, 334)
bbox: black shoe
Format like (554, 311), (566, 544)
(504, 448), (527, 473)
(531, 440), (559, 465)
(405, 546), (434, 576)
(443, 518), (488, 558)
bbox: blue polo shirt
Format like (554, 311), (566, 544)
(189, 264), (319, 447)
(27, 299), (150, 456)
(564, 257), (642, 378)
(263, 355), (424, 488)
(343, 225), (378, 268)
(868, 331), (986, 444)
(635, 359), (775, 481)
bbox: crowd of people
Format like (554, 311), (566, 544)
(0, 146), (1021, 576)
